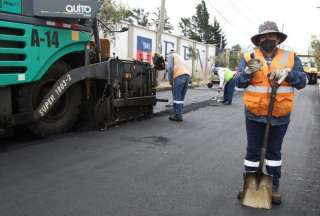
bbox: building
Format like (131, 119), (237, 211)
(103, 23), (216, 83)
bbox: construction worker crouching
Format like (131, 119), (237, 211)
(235, 21), (307, 205)
(214, 67), (236, 105)
(166, 50), (191, 122)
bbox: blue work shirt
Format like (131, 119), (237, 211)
(235, 51), (307, 125)
(166, 54), (174, 83)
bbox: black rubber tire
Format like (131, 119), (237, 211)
(15, 61), (82, 137)
(207, 81), (213, 88)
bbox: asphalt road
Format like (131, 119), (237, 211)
(0, 85), (319, 216)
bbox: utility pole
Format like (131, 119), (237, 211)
(156, 0), (166, 54)
(280, 23), (284, 48)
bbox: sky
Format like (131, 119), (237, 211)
(118, 0), (320, 53)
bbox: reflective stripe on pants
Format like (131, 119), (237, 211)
(173, 74), (190, 116)
(244, 118), (289, 187)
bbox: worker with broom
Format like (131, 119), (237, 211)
(235, 21), (306, 207)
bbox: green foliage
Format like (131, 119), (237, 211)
(126, 7), (174, 33)
(98, 1), (174, 34)
(128, 8), (151, 27)
(178, 0), (227, 47)
(215, 52), (228, 67)
(179, 18), (192, 37)
(151, 8), (174, 33)
(229, 44), (242, 70)
(193, 1), (210, 41)
(98, 0), (131, 35)
(211, 19), (227, 48)
(310, 35), (320, 70)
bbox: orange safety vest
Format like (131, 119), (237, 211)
(243, 48), (295, 117)
(172, 53), (191, 80)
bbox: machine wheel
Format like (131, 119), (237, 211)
(15, 61), (82, 137)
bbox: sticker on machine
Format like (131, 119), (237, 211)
(18, 74), (25, 81)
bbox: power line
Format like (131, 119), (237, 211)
(206, 0), (252, 44)
(228, 0), (258, 26)
(206, 0), (233, 26)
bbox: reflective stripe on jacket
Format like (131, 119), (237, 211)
(173, 53), (191, 80)
(243, 48), (295, 117)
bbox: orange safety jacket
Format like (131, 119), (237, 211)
(172, 53), (191, 80)
(243, 48), (295, 117)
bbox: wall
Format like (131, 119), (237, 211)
(106, 23), (216, 82)
(161, 33), (178, 57)
(108, 31), (129, 59)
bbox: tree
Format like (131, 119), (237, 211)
(229, 44), (242, 70)
(211, 18), (227, 49)
(179, 18), (192, 38)
(151, 7), (174, 33)
(180, 16), (201, 41)
(192, 0), (210, 42)
(310, 35), (320, 70)
(98, 0), (131, 36)
(178, 0), (227, 48)
(215, 52), (228, 67)
(129, 8), (151, 27)
(179, 1), (211, 43)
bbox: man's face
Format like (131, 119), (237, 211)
(259, 33), (280, 53)
(259, 33), (280, 44)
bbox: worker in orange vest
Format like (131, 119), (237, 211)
(235, 21), (307, 205)
(166, 50), (192, 121)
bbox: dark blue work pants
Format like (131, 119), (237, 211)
(223, 78), (236, 104)
(244, 118), (289, 187)
(173, 74), (190, 117)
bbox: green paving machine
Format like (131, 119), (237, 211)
(0, 0), (161, 137)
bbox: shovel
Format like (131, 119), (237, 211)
(240, 82), (281, 209)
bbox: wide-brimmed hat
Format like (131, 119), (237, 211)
(251, 21), (287, 46)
